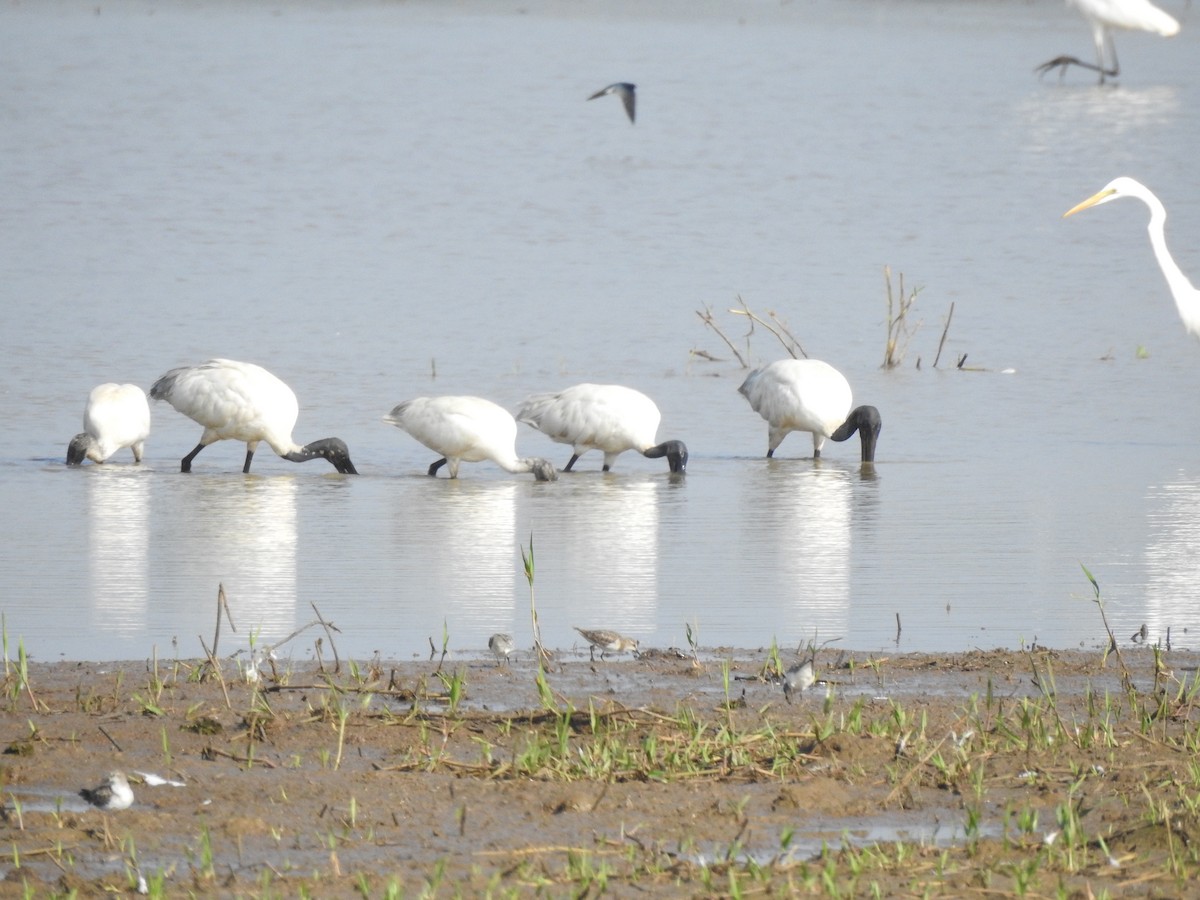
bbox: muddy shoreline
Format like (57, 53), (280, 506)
(2, 646), (1198, 896)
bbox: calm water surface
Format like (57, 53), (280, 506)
(3, 0), (1200, 661)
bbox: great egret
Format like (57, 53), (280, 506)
(573, 627), (639, 661)
(588, 82), (636, 123)
(66, 383), (151, 466)
(149, 359), (358, 474)
(738, 359), (881, 463)
(1037, 0), (1180, 83)
(1063, 177), (1200, 339)
(80, 772), (134, 811)
(516, 383), (688, 473)
(384, 395), (557, 481)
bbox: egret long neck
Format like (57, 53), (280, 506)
(1144, 197), (1200, 336)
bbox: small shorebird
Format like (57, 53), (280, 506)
(574, 627), (639, 661)
(587, 82), (636, 124)
(80, 771), (134, 811)
(488, 633), (516, 665)
(782, 660), (816, 704)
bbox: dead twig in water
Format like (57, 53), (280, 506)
(729, 295), (807, 360)
(211, 583), (236, 661)
(695, 305), (747, 368)
(932, 301), (955, 368)
(882, 266), (922, 368)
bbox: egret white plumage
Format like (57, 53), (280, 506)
(739, 360), (881, 463)
(587, 82), (636, 123)
(1037, 0), (1180, 83)
(384, 395), (557, 481)
(66, 383), (151, 466)
(516, 383), (688, 473)
(1063, 177), (1200, 339)
(149, 359), (358, 474)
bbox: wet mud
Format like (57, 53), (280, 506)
(2, 646), (1198, 896)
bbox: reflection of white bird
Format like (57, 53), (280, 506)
(739, 360), (881, 463)
(384, 396), (557, 481)
(1064, 177), (1200, 339)
(66, 383), (150, 466)
(149, 359), (358, 474)
(80, 771), (134, 810)
(1037, 0), (1180, 84)
(517, 384), (688, 473)
(587, 82), (636, 123)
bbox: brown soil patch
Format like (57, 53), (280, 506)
(2, 646), (1199, 896)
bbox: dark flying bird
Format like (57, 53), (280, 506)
(588, 82), (636, 123)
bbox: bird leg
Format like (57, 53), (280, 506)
(428, 457), (447, 477)
(564, 454), (581, 472)
(180, 442), (208, 473)
(242, 448), (255, 474)
(1036, 31), (1118, 84)
(1035, 55), (1117, 82)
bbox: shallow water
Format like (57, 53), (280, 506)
(3, 0), (1200, 661)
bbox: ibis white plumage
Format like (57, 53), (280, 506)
(739, 360), (881, 463)
(1063, 177), (1200, 339)
(66, 383), (151, 466)
(1037, 0), (1180, 83)
(516, 383), (688, 473)
(384, 395), (557, 481)
(149, 359), (358, 474)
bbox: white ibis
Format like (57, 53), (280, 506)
(66, 383), (150, 466)
(384, 395), (557, 481)
(516, 383), (687, 473)
(149, 359), (357, 474)
(738, 359), (880, 462)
